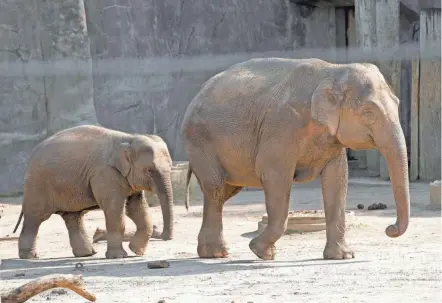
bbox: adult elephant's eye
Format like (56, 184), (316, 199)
(361, 109), (376, 124)
(144, 168), (152, 174)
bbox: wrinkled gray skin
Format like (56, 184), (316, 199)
(181, 58), (410, 260)
(15, 125), (174, 259)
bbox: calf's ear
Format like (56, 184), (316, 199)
(108, 142), (131, 177)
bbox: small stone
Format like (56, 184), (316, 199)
(74, 262), (84, 270)
(14, 273), (25, 277)
(367, 205), (373, 210)
(51, 289), (67, 295)
(158, 300), (166, 303)
(147, 260), (170, 269)
(357, 204), (364, 210)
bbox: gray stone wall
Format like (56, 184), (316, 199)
(0, 0), (98, 195)
(84, 0), (294, 161)
(0, 0), (437, 195)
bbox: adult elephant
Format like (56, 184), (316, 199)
(13, 125), (174, 259)
(181, 58), (410, 261)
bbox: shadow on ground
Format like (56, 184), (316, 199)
(0, 256), (370, 279)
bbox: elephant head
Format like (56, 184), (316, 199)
(311, 63), (410, 238)
(108, 135), (174, 240)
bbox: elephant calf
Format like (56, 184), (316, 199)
(13, 125), (174, 259)
(181, 58), (410, 261)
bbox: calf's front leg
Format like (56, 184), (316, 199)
(125, 191), (153, 256)
(321, 149), (355, 260)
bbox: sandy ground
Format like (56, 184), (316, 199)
(0, 178), (441, 303)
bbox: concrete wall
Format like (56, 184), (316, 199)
(0, 0), (339, 195)
(0, 0), (98, 195)
(0, 0), (438, 195)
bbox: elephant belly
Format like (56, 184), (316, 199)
(217, 137), (263, 188)
(293, 166), (323, 183)
(48, 176), (98, 212)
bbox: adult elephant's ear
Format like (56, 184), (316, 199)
(108, 142), (131, 177)
(311, 78), (343, 136)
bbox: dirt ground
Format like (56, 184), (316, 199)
(1, 177), (441, 303)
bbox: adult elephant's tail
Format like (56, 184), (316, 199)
(13, 211), (23, 233)
(184, 164), (193, 211)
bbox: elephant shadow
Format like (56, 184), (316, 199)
(0, 255), (370, 280)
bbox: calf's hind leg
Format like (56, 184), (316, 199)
(61, 211), (96, 257)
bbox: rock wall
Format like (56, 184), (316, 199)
(0, 0), (432, 195)
(84, 0), (297, 161)
(0, 0), (98, 195)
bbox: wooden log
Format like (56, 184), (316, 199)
(375, 0), (401, 180)
(419, 8), (441, 181)
(0, 236), (19, 242)
(92, 225), (162, 243)
(1, 274), (96, 303)
(409, 58), (420, 180)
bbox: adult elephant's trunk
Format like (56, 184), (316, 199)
(153, 171), (174, 240)
(376, 121), (410, 238)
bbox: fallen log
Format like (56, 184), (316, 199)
(0, 236), (19, 242)
(1, 274), (96, 303)
(93, 225), (162, 243)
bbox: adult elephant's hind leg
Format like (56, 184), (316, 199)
(197, 171), (242, 258)
(321, 149), (354, 260)
(61, 211), (96, 257)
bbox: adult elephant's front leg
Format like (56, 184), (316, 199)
(321, 149), (355, 260)
(125, 192), (153, 256)
(249, 167), (292, 261)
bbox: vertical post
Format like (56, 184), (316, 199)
(355, 0), (380, 177)
(304, 7), (337, 62)
(409, 58), (420, 181)
(419, 8), (441, 181)
(347, 8), (367, 169)
(375, 0), (401, 180)
(335, 8), (347, 63)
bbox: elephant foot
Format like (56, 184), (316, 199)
(197, 243), (229, 258)
(323, 241), (355, 260)
(19, 249), (39, 259)
(150, 225), (162, 239)
(73, 247), (97, 258)
(160, 231), (173, 241)
(129, 242), (147, 256)
(149, 225), (173, 241)
(249, 238), (276, 260)
(105, 247), (128, 259)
